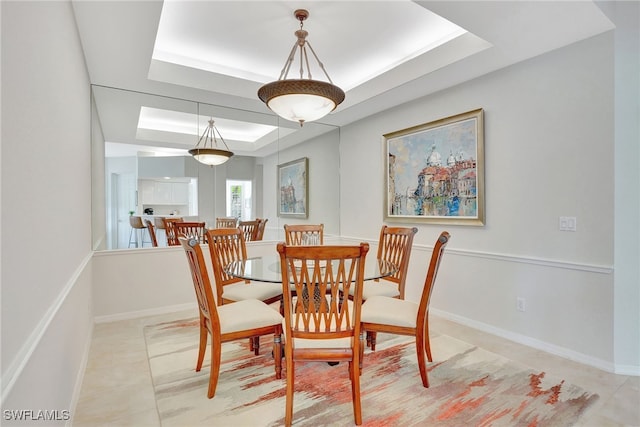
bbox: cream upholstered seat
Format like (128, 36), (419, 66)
(361, 231), (450, 388)
(277, 242), (369, 426)
(179, 237), (283, 399)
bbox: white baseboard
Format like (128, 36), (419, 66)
(430, 308), (620, 374)
(68, 323), (94, 427)
(94, 302), (196, 324)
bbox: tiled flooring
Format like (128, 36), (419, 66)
(73, 309), (639, 426)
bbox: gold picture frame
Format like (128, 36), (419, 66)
(384, 108), (485, 226)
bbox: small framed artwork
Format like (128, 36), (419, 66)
(278, 157), (309, 218)
(384, 108), (485, 226)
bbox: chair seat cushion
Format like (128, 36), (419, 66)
(218, 299), (283, 334)
(345, 280), (400, 300)
(223, 281), (282, 302)
(361, 295), (417, 328)
(284, 300), (355, 349)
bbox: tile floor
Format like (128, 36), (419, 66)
(73, 309), (639, 426)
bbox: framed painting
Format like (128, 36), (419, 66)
(278, 157), (309, 218)
(384, 108), (485, 226)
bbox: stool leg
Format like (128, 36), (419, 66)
(128, 227), (135, 248)
(141, 227), (151, 247)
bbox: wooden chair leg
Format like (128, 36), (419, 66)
(351, 348), (363, 425)
(370, 331), (377, 351)
(253, 336), (260, 355)
(285, 351), (295, 427)
(358, 331), (364, 376)
(207, 342), (222, 398)
(425, 316), (433, 362)
(415, 333), (429, 388)
(196, 323), (207, 372)
(273, 331), (282, 379)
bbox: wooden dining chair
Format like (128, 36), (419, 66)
(174, 221), (207, 243)
(162, 217), (183, 246)
(277, 242), (369, 426)
(238, 219), (260, 242)
(365, 225), (418, 300)
(361, 231), (450, 388)
(216, 217), (237, 228)
(206, 228), (283, 352)
(179, 237), (283, 399)
(344, 225), (417, 348)
(256, 218), (268, 240)
(144, 219), (159, 247)
(283, 223), (324, 245)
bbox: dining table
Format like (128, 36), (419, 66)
(224, 254), (398, 284)
(225, 252), (398, 366)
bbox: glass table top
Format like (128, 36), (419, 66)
(225, 254), (398, 284)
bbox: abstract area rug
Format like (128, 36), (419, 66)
(144, 318), (598, 426)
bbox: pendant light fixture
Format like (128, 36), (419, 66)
(189, 118), (234, 166)
(258, 9), (345, 127)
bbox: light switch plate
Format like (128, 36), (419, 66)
(559, 216), (577, 231)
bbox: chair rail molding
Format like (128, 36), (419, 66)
(339, 235), (613, 275)
(1, 252), (93, 402)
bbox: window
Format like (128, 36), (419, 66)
(226, 180), (252, 221)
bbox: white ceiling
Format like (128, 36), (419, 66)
(71, 1), (614, 158)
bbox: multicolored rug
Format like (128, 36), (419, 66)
(144, 318), (598, 426)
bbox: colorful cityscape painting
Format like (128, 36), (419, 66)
(278, 157), (308, 218)
(385, 109), (484, 225)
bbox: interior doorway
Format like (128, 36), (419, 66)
(108, 172), (137, 249)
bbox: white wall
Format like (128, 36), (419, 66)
(91, 241), (283, 321)
(1, 0), (94, 421)
(261, 128), (341, 240)
(340, 31), (637, 373)
(599, 0), (640, 374)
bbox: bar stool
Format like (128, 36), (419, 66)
(128, 216), (150, 247)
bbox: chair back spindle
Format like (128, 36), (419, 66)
(175, 221), (207, 244)
(284, 224), (324, 246)
(162, 217), (184, 246)
(376, 225), (418, 300)
(239, 220), (260, 242)
(215, 217), (238, 228)
(206, 228), (250, 304)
